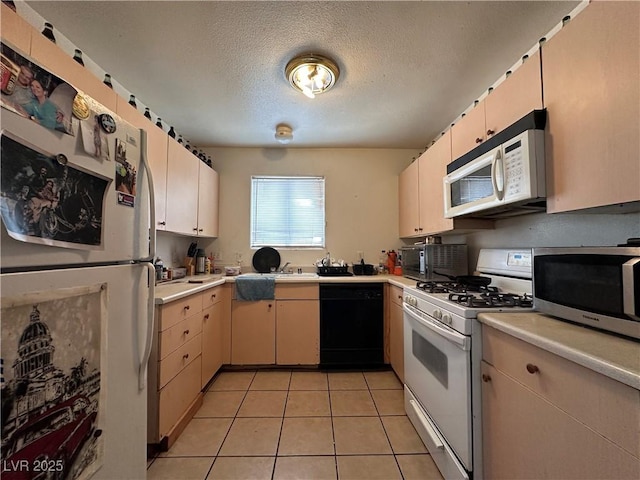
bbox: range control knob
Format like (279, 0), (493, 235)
(442, 314), (452, 325)
(433, 309), (443, 320)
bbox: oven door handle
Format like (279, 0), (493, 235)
(403, 303), (470, 350)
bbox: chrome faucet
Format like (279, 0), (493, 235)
(279, 262), (291, 273)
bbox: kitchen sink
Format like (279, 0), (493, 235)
(238, 272), (319, 279)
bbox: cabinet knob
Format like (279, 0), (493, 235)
(418, 227), (423, 231)
(193, 227), (198, 231)
(183, 353), (189, 360)
(397, 295), (403, 300)
(526, 363), (540, 374)
(184, 305), (190, 311)
(198, 228), (203, 232)
(184, 329), (190, 335)
(268, 303), (272, 309)
(475, 137), (483, 144)
(482, 374), (492, 383)
(486, 129), (495, 136)
(158, 221), (166, 226)
(204, 314), (210, 320)
(211, 294), (216, 299)
(414, 228), (419, 232)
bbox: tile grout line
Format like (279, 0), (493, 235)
(205, 369), (256, 479)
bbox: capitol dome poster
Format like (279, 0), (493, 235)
(1, 284), (105, 480)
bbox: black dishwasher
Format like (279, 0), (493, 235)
(320, 283), (384, 368)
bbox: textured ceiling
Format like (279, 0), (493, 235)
(25, 1), (580, 150)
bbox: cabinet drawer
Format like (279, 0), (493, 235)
(389, 285), (403, 307)
(483, 326), (640, 458)
(158, 314), (203, 360)
(158, 334), (202, 389)
(158, 358), (201, 439)
(157, 293), (203, 331)
(275, 284), (319, 300)
(202, 285), (224, 309)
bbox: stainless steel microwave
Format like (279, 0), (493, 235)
(533, 246), (640, 340)
(444, 110), (546, 219)
(400, 244), (468, 282)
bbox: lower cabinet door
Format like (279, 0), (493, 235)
(276, 300), (319, 365)
(201, 302), (223, 387)
(231, 300), (275, 364)
(481, 361), (640, 479)
(158, 357), (202, 439)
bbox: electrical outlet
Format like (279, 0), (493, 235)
(357, 251), (364, 261)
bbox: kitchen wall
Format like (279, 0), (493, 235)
(455, 211), (640, 271)
(191, 147), (414, 271)
(157, 144), (640, 274)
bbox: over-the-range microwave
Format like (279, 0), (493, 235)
(444, 110), (546, 219)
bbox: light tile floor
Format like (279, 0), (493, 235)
(147, 369), (444, 480)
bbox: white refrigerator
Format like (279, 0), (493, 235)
(1, 44), (154, 480)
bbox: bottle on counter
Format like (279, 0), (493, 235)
(144, 107), (152, 120)
(378, 250), (387, 273)
(155, 118), (163, 130)
(154, 257), (164, 281)
(195, 249), (206, 274)
(128, 95), (137, 108)
(168, 126), (176, 138)
(387, 250), (397, 273)
(103, 73), (113, 89)
(205, 255), (211, 275)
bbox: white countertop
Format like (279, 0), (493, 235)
(478, 312), (640, 390)
(154, 273), (415, 304)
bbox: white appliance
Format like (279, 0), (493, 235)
(1, 56), (154, 479)
(403, 249), (534, 480)
(444, 111), (546, 219)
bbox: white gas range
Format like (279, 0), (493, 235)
(403, 248), (534, 480)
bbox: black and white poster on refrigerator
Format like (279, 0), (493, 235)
(0, 132), (109, 249)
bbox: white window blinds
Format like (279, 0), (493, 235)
(250, 176), (325, 248)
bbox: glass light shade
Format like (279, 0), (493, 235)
(286, 54), (339, 98)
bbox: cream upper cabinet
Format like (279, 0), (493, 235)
(451, 102), (486, 161)
(30, 32), (117, 112)
(484, 50), (542, 136)
(165, 139), (200, 235)
(400, 131), (493, 237)
(1, 3), (32, 54)
(115, 96), (168, 230)
(398, 159), (421, 237)
(197, 161), (219, 237)
(542, 1), (640, 213)
(165, 138), (219, 237)
(452, 50), (543, 162)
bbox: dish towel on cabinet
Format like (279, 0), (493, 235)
(235, 276), (276, 301)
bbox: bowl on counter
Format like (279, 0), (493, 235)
(225, 266), (241, 276)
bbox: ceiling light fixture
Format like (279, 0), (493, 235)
(285, 54), (340, 99)
(275, 123), (293, 144)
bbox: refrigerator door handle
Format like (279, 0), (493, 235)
(139, 129), (156, 262)
(139, 262), (156, 390)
